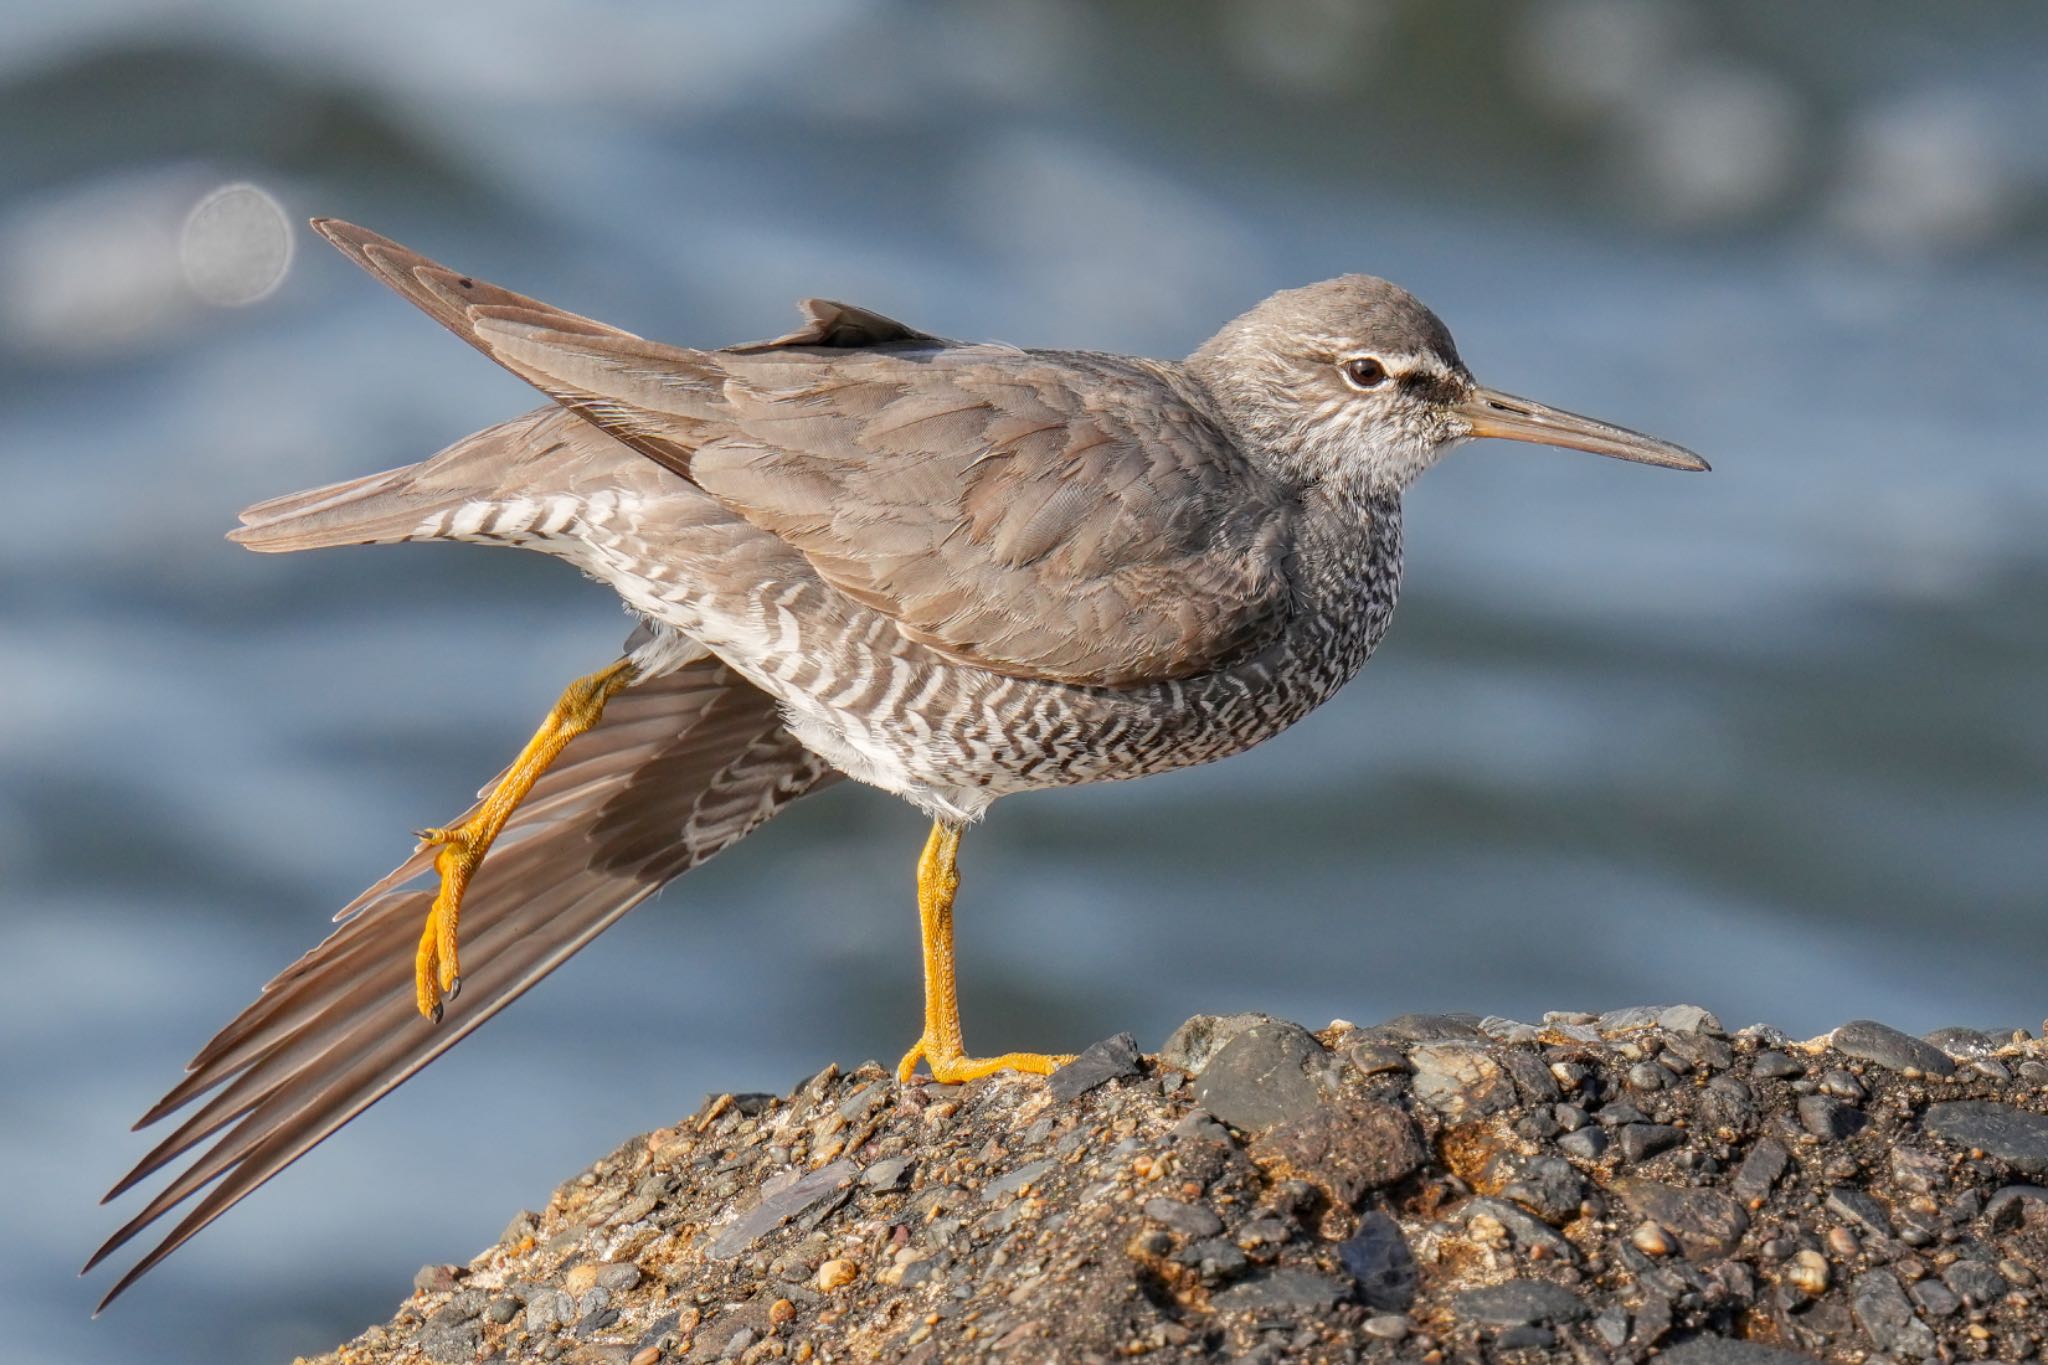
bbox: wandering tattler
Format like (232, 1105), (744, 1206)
(88, 220), (1705, 1304)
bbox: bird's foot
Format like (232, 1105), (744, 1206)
(412, 823), (484, 1022)
(896, 1036), (1074, 1085)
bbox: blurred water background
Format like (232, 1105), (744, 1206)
(3, 2), (2046, 1359)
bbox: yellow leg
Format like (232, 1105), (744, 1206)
(895, 820), (1073, 1084)
(413, 657), (639, 1021)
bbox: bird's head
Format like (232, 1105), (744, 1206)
(1187, 275), (1707, 497)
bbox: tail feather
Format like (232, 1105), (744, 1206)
(229, 464), (432, 552)
(228, 406), (616, 554)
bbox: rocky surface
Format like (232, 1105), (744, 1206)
(303, 1010), (2048, 1364)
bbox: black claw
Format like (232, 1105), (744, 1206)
(446, 975), (462, 1002)
(430, 1001), (443, 1024)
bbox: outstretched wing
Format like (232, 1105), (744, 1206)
(88, 650), (838, 1309)
(313, 219), (1300, 688)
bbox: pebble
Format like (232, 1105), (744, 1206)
(1817, 1068), (1868, 1102)
(523, 1287), (576, 1332)
(1731, 1137), (1790, 1207)
(1983, 1182), (2048, 1226)
(1408, 1041), (1517, 1120)
(413, 1263), (462, 1294)
(1158, 1012), (1274, 1074)
(1360, 1313), (1411, 1341)
(1926, 1101), (2048, 1175)
(482, 1296), (519, 1325)
(983, 1157), (1055, 1201)
(1615, 1178), (1749, 1259)
(1941, 1257), (2007, 1305)
(1825, 1186), (1894, 1239)
(1046, 1032), (1141, 1100)
(1797, 1094), (1866, 1141)
(1499, 1155), (1585, 1224)
(1751, 1050), (1805, 1080)
(1618, 1123), (1685, 1164)
(1173, 1236), (1250, 1284)
(1658, 1337), (1826, 1364)
(1342, 1038), (1411, 1077)
(1832, 1019), (1957, 1078)
(707, 1159), (858, 1259)
(1785, 1248), (1830, 1297)
(1591, 1306), (1629, 1348)
(1908, 1277), (1959, 1317)
(1210, 1269), (1349, 1312)
(1631, 1221), (1673, 1256)
(1142, 1196), (1223, 1239)
(1598, 1005), (1721, 1036)
(1452, 1278), (1589, 1326)
(1626, 1061), (1675, 1091)
(1923, 1026), (2000, 1059)
(860, 1155), (913, 1190)
(1459, 1197), (1572, 1259)
(1337, 1211), (1416, 1311)
(1375, 1012), (1485, 1041)
(1557, 1126), (1609, 1161)
(1851, 1267), (1939, 1358)
(1191, 1021), (1335, 1131)
(596, 1262), (642, 1293)
(1498, 1048), (1562, 1104)
(815, 1258), (858, 1291)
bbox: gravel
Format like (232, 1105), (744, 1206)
(304, 1008), (2048, 1364)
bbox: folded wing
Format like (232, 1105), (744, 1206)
(314, 219), (1300, 688)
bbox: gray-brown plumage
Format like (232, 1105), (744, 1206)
(91, 220), (1703, 1307)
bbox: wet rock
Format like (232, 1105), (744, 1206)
(1192, 1021), (1334, 1132)
(1615, 1178), (1748, 1259)
(1174, 1236), (1250, 1284)
(1338, 1211), (1416, 1311)
(1851, 1267), (1938, 1358)
(1796, 1094), (1866, 1141)
(1926, 1100), (2048, 1175)
(1453, 1278), (1588, 1326)
(1751, 1050), (1804, 1080)
(1832, 1019), (1956, 1078)
(1252, 1101), (1424, 1205)
(1047, 1032), (1141, 1100)
(1408, 1041), (1517, 1120)
(1159, 1012), (1275, 1075)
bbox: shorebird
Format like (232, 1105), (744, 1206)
(88, 220), (1705, 1306)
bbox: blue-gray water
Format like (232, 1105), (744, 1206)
(4, 3), (2046, 1360)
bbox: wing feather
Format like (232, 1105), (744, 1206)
(89, 651), (838, 1308)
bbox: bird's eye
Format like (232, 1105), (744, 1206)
(1341, 356), (1388, 390)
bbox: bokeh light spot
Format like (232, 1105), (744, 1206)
(179, 182), (293, 306)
